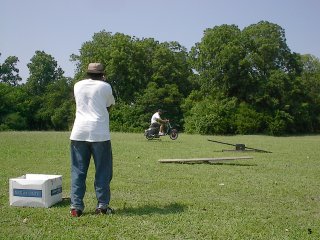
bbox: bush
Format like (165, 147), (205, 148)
(184, 98), (237, 134)
(51, 102), (73, 130)
(109, 102), (147, 132)
(2, 112), (27, 130)
(0, 124), (10, 131)
(234, 103), (263, 134)
(288, 102), (314, 133)
(267, 110), (293, 136)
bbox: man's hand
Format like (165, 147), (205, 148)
(162, 119), (169, 123)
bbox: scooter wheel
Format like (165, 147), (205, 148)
(169, 129), (178, 140)
(145, 133), (154, 140)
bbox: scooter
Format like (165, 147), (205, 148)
(144, 121), (178, 140)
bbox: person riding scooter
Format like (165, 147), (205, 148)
(150, 109), (169, 136)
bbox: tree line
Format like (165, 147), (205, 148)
(1, 21), (320, 135)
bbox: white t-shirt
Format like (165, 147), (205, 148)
(151, 112), (161, 124)
(70, 79), (115, 142)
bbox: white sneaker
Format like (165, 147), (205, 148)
(159, 132), (165, 136)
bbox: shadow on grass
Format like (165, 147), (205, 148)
(116, 202), (187, 216)
(54, 198), (186, 217)
(205, 162), (258, 167)
(54, 197), (71, 208)
(169, 162), (257, 167)
(209, 162), (257, 167)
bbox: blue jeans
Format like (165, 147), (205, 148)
(70, 140), (113, 211)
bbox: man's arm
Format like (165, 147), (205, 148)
(156, 118), (168, 124)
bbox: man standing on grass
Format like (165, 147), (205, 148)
(69, 63), (115, 217)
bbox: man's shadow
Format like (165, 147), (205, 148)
(116, 202), (187, 216)
(55, 198), (186, 216)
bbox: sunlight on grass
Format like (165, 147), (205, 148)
(0, 132), (319, 239)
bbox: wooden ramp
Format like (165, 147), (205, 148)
(158, 156), (253, 163)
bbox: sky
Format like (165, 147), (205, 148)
(1, 0), (320, 81)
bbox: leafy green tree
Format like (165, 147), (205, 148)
(72, 31), (192, 104)
(300, 54), (320, 106)
(150, 41), (192, 97)
(136, 82), (184, 125)
(71, 31), (144, 102)
(241, 21), (302, 109)
(297, 54), (320, 132)
(189, 24), (244, 97)
(38, 77), (74, 130)
(25, 51), (67, 130)
(71, 31), (192, 131)
(0, 83), (13, 119)
(0, 53), (26, 130)
(0, 83), (28, 130)
(187, 21), (308, 135)
(0, 53), (22, 86)
(26, 51), (64, 96)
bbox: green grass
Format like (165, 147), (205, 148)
(0, 132), (319, 239)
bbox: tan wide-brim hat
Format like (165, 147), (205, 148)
(87, 63), (104, 74)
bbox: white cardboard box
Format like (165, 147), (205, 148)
(9, 174), (62, 208)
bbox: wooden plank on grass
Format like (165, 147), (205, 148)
(158, 156), (253, 163)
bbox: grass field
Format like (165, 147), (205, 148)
(0, 132), (319, 239)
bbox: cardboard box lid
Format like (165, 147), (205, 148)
(10, 174), (62, 185)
